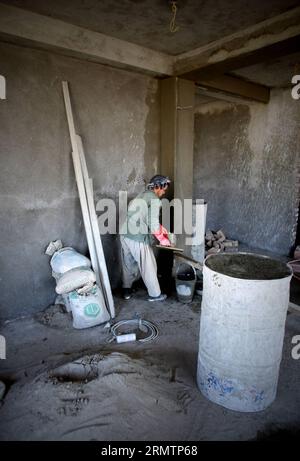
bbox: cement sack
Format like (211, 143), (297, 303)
(45, 240), (63, 256)
(50, 247), (91, 276)
(55, 268), (96, 295)
(69, 285), (110, 329)
(62, 293), (72, 312)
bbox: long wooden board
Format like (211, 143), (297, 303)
(62, 82), (100, 282)
(62, 81), (109, 316)
(76, 134), (115, 318)
(156, 245), (184, 252)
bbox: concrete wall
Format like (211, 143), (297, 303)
(193, 89), (300, 255)
(0, 42), (160, 320)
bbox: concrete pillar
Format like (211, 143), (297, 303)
(160, 77), (195, 252)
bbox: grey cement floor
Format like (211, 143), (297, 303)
(0, 287), (300, 441)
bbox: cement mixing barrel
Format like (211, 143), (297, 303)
(197, 253), (292, 412)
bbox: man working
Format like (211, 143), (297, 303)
(120, 175), (171, 301)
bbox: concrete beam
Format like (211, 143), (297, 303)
(0, 2), (293, 104)
(197, 75), (270, 103)
(0, 3), (173, 77)
(175, 7), (300, 80)
(196, 87), (256, 106)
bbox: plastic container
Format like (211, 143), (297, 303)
(175, 262), (196, 303)
(197, 252), (292, 412)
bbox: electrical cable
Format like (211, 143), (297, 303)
(109, 318), (159, 343)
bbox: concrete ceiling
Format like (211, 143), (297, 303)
(1, 0), (299, 55)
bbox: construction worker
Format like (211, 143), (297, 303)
(120, 175), (171, 301)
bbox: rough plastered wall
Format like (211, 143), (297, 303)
(193, 89), (300, 255)
(0, 42), (160, 320)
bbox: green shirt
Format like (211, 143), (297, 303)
(121, 190), (161, 244)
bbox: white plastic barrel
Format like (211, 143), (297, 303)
(197, 252), (292, 412)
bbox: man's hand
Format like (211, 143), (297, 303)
(160, 225), (169, 237)
(160, 225), (171, 246)
(153, 225), (171, 246)
(159, 236), (171, 247)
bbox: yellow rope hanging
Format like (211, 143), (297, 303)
(170, 1), (179, 33)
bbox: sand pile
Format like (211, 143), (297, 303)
(0, 351), (196, 441)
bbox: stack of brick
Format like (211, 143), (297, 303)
(205, 229), (239, 255)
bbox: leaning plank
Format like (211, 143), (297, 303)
(76, 134), (115, 319)
(62, 81), (107, 313)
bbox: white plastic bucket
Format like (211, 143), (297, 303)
(175, 262), (197, 303)
(197, 252), (292, 412)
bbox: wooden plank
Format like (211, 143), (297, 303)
(62, 81), (107, 315)
(76, 135), (115, 319)
(156, 245), (184, 252)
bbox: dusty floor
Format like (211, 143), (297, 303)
(0, 285), (299, 441)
